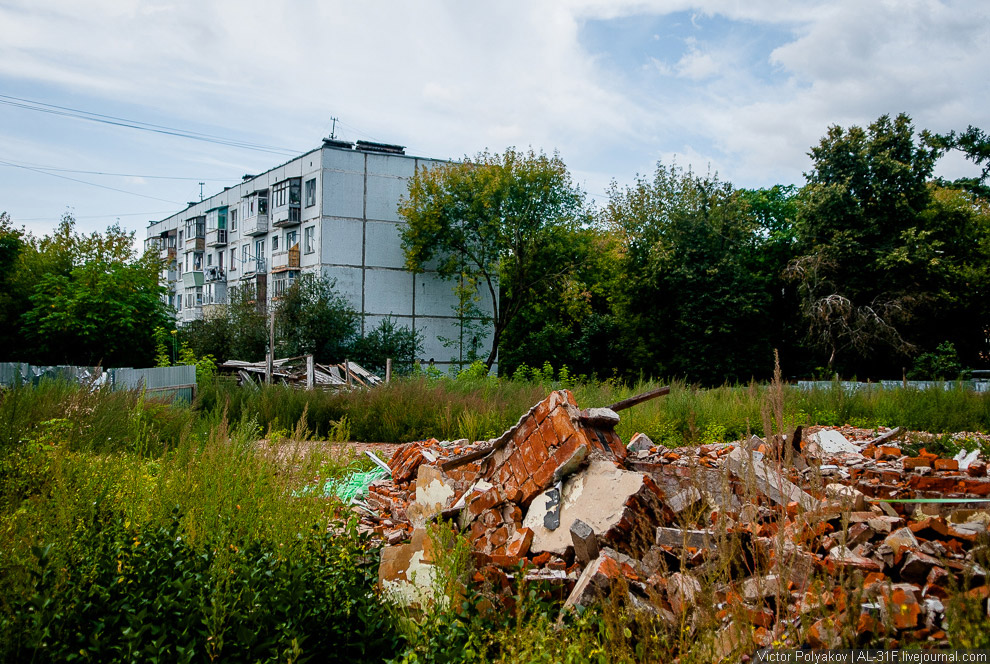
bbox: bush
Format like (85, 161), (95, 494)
(1, 510), (399, 663)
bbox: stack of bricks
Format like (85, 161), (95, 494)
(483, 390), (626, 508)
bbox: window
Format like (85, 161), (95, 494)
(230, 207), (237, 232)
(304, 226), (315, 254)
(255, 239), (265, 258)
(272, 234), (279, 252)
(207, 254), (212, 267)
(242, 245), (249, 266)
(286, 230), (298, 249)
(305, 178), (316, 207)
(230, 249), (237, 270)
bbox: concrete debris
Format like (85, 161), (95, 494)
(352, 391), (990, 653)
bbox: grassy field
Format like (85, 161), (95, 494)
(1, 375), (988, 662)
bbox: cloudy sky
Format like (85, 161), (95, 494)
(1, 0), (988, 240)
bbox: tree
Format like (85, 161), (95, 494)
(399, 148), (585, 370)
(274, 274), (359, 363)
(351, 316), (423, 375)
(788, 113), (941, 374)
(13, 215), (171, 367)
(924, 125), (990, 198)
(0, 212), (26, 355)
(606, 163), (774, 384)
(498, 224), (626, 379)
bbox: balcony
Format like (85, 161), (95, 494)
(272, 205), (301, 228)
(205, 266), (225, 282)
(203, 283), (228, 306)
(167, 268), (178, 283)
(271, 245), (300, 272)
(160, 246), (177, 261)
(182, 271), (205, 288)
(242, 213), (268, 236)
(185, 238), (205, 252)
(242, 258), (267, 277)
(206, 228), (228, 247)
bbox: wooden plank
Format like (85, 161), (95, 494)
(607, 386), (671, 413)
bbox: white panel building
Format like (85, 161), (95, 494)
(145, 139), (495, 369)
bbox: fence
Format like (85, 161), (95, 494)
(0, 363), (198, 402)
(797, 379), (990, 393)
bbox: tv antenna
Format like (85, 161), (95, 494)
(329, 116), (338, 140)
(199, 182), (205, 201)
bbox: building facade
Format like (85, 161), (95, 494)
(145, 139), (494, 369)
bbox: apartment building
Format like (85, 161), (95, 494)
(145, 139), (493, 368)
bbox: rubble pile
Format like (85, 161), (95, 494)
(353, 389), (990, 654)
(220, 357), (381, 387)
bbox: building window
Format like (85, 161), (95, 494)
(305, 178), (316, 207)
(230, 207), (237, 231)
(304, 226), (315, 254)
(230, 248), (237, 270)
(242, 245), (249, 267)
(286, 230), (298, 249)
(272, 234), (279, 252)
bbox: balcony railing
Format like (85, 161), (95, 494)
(271, 245), (300, 272)
(185, 238), (205, 252)
(206, 229), (228, 246)
(272, 206), (301, 227)
(242, 213), (268, 236)
(161, 246), (177, 261)
(205, 266), (225, 282)
(242, 258), (267, 276)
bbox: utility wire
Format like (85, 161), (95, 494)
(1, 158), (238, 182)
(0, 94), (301, 156)
(0, 159), (183, 204)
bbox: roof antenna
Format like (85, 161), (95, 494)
(199, 182), (205, 201)
(329, 116), (338, 140)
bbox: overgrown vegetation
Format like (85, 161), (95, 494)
(2, 374), (988, 662)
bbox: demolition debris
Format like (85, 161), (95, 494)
(345, 389), (990, 655)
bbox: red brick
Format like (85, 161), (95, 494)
(507, 444), (530, 482)
(527, 430), (551, 464)
(506, 527), (534, 558)
(532, 457), (558, 489)
(489, 525), (510, 548)
(519, 445), (542, 477)
(968, 462), (988, 477)
(489, 554), (523, 568)
(533, 398), (551, 423)
(530, 551), (551, 566)
(467, 487), (502, 518)
(934, 458), (959, 472)
(548, 407), (576, 443)
(481, 508), (503, 529)
(520, 479), (540, 504)
(513, 414), (539, 445)
(538, 419), (559, 451)
(903, 457), (932, 469)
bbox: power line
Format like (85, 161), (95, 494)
(0, 159), (182, 204)
(15, 210), (176, 222)
(0, 94), (301, 156)
(1, 159), (239, 182)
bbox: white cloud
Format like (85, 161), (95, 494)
(0, 0), (988, 235)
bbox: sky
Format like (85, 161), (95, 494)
(1, 0), (988, 242)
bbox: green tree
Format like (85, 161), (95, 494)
(606, 162), (773, 384)
(498, 224), (626, 379)
(274, 274), (359, 363)
(788, 113), (961, 375)
(351, 316), (423, 375)
(0, 212), (26, 356)
(399, 148), (585, 370)
(14, 215), (170, 366)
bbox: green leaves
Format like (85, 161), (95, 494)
(400, 148), (585, 369)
